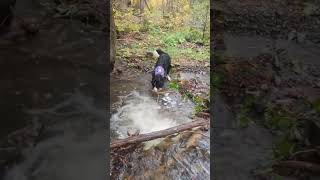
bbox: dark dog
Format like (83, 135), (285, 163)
(151, 49), (172, 91)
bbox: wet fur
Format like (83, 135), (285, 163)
(151, 49), (172, 89)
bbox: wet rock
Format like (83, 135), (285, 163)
(261, 84), (269, 91)
(315, 81), (320, 88)
(245, 90), (260, 97)
(288, 30), (297, 41)
(297, 32), (307, 43)
(291, 59), (303, 74)
(285, 88), (304, 99)
(44, 93), (52, 99)
(274, 76), (282, 86)
(274, 98), (294, 106)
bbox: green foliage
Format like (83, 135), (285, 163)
(161, 32), (187, 46)
(263, 105), (303, 160)
(211, 71), (224, 91)
(213, 53), (225, 65)
(313, 98), (320, 113)
(114, 8), (142, 33)
(161, 28), (208, 47)
(193, 95), (206, 115)
(273, 174), (285, 180)
(264, 106), (295, 130)
(195, 104), (204, 114)
(114, 0), (210, 63)
(163, 46), (209, 62)
(273, 134), (296, 160)
(185, 28), (204, 43)
(190, 0), (210, 43)
(168, 81), (180, 91)
(183, 92), (193, 100)
(237, 96), (255, 128)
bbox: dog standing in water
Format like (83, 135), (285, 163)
(151, 49), (172, 92)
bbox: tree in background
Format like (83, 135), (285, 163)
(190, 0), (210, 42)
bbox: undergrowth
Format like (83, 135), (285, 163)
(237, 95), (255, 128)
(114, 5), (210, 63)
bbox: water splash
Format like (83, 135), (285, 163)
(111, 91), (179, 139)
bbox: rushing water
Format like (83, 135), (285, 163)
(110, 71), (202, 139)
(110, 72), (210, 179)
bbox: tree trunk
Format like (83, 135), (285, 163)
(139, 0), (145, 13)
(110, 11), (116, 71)
(119, 0), (131, 10)
(111, 118), (209, 149)
(162, 0), (165, 16)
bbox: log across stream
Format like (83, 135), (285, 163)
(111, 118), (209, 148)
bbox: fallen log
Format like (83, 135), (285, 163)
(111, 118), (209, 149)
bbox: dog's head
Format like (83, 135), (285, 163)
(152, 49), (166, 59)
(153, 74), (165, 89)
(156, 49), (165, 56)
(152, 50), (160, 58)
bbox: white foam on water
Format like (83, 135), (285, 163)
(111, 91), (177, 139)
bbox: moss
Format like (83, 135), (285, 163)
(211, 71), (225, 92)
(237, 96), (255, 128)
(313, 98), (320, 113)
(264, 106), (295, 130)
(273, 133), (296, 160)
(168, 81), (180, 91)
(195, 104), (204, 114)
(213, 53), (225, 65)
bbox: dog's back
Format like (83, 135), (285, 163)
(155, 50), (171, 74)
(151, 49), (172, 90)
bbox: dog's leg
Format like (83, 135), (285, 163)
(153, 87), (158, 92)
(167, 75), (171, 81)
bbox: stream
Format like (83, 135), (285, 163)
(110, 71), (210, 179)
